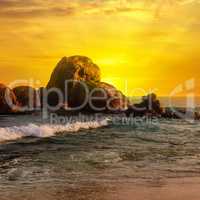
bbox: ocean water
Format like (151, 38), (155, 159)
(1, 114), (200, 199)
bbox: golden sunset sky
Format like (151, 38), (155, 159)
(0, 0), (200, 96)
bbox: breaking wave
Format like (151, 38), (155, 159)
(0, 119), (108, 143)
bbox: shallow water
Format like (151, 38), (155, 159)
(1, 114), (200, 199)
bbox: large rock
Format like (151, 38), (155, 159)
(0, 84), (18, 114)
(139, 93), (163, 114)
(92, 82), (128, 112)
(47, 56), (101, 91)
(13, 86), (39, 110)
(46, 56), (101, 108)
(126, 93), (163, 117)
(46, 56), (128, 112)
(69, 81), (128, 112)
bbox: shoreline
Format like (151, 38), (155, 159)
(111, 177), (200, 200)
(1, 177), (200, 200)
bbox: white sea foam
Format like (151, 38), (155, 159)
(0, 119), (108, 143)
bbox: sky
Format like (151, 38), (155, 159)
(0, 0), (200, 97)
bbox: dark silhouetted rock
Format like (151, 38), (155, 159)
(46, 56), (128, 112)
(13, 86), (39, 111)
(0, 84), (18, 114)
(126, 93), (163, 117)
(95, 82), (128, 112)
(46, 56), (101, 109)
(69, 81), (129, 112)
(47, 56), (101, 91)
(162, 107), (199, 120)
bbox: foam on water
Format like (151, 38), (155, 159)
(0, 119), (108, 143)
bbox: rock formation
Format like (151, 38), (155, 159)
(0, 84), (18, 114)
(13, 86), (39, 111)
(46, 56), (128, 112)
(47, 56), (101, 91)
(126, 93), (163, 117)
(69, 81), (128, 112)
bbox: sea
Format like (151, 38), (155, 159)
(1, 112), (200, 200)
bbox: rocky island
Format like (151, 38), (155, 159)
(0, 55), (199, 120)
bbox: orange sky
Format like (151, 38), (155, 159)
(0, 0), (200, 97)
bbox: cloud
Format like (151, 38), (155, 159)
(0, 7), (76, 18)
(0, 0), (199, 22)
(0, 0), (77, 18)
(0, 0), (40, 8)
(0, 0), (150, 19)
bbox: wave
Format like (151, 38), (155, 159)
(0, 119), (108, 143)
